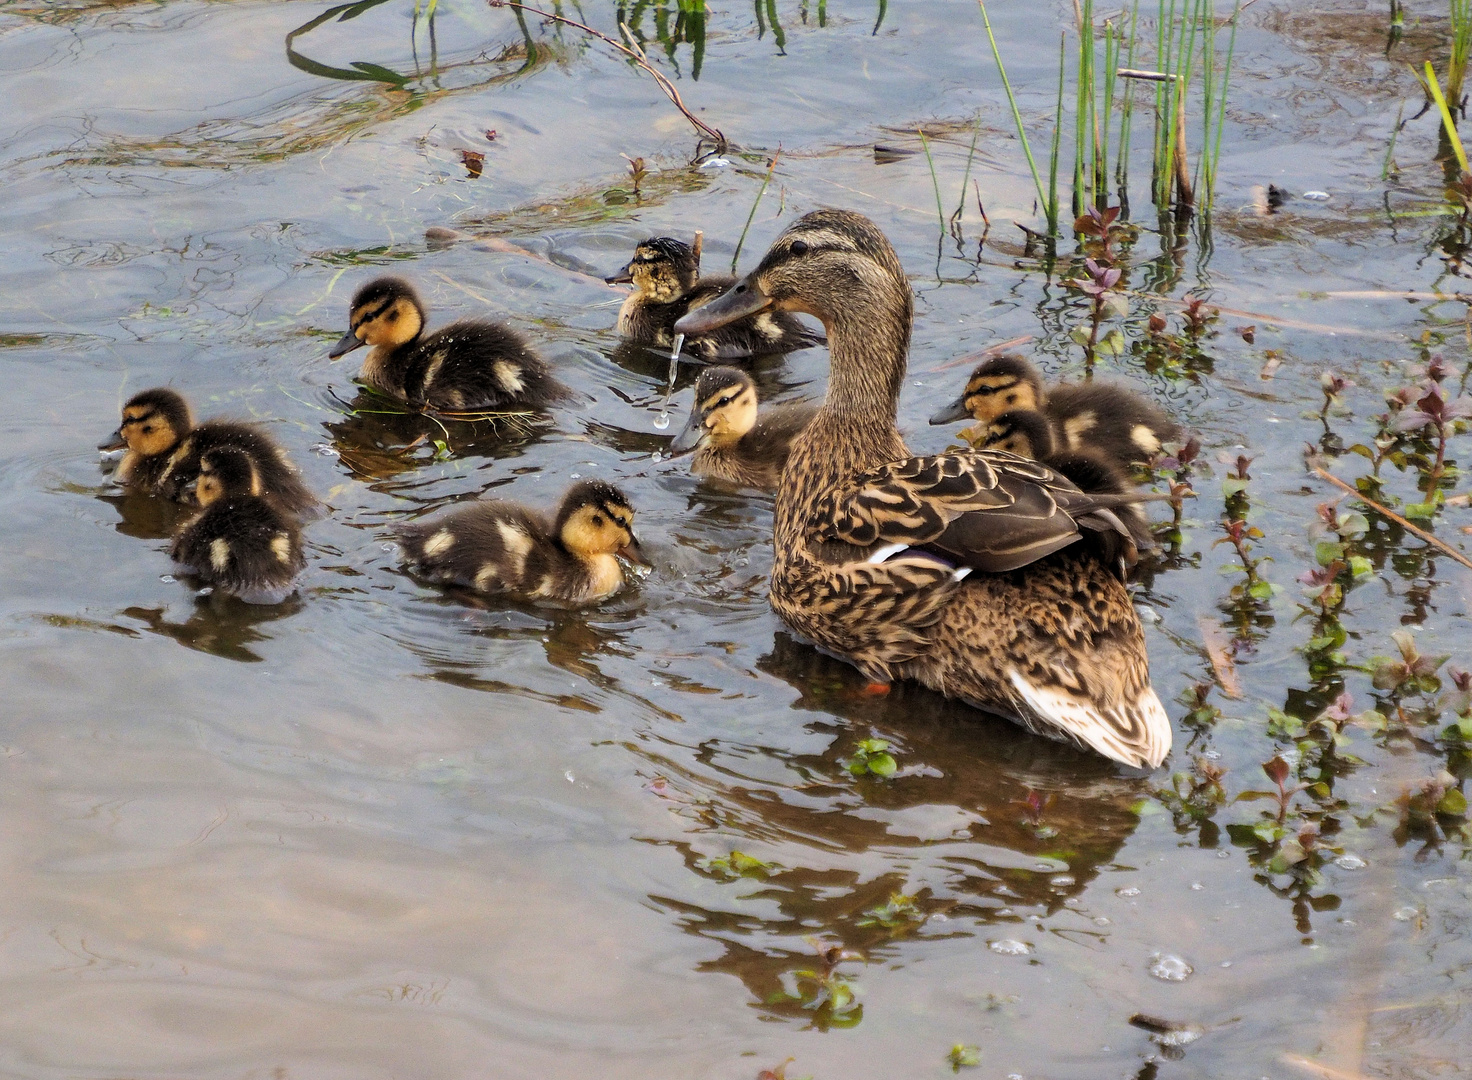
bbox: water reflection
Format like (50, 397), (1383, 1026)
(638, 632), (1147, 1027)
(121, 598), (304, 663)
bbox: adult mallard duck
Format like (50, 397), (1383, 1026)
(668, 366), (817, 491)
(398, 480), (649, 608)
(675, 209), (1170, 768)
(929, 353), (1180, 468)
(101, 388), (318, 515)
(606, 236), (824, 361)
(328, 276), (569, 413)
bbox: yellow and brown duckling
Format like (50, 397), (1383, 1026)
(328, 275), (569, 413)
(668, 366), (817, 491)
(980, 408), (1153, 566)
(606, 236), (823, 361)
(929, 354), (1180, 468)
(398, 480), (649, 608)
(676, 208), (1170, 769)
(169, 446), (306, 605)
(100, 388), (317, 515)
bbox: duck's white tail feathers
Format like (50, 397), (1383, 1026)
(1007, 670), (1172, 769)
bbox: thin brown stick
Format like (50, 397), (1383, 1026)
(488, 1), (726, 149)
(1312, 466), (1472, 571)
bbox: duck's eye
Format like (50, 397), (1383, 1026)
(790, 240), (809, 255)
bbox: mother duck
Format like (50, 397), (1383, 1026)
(675, 209), (1170, 768)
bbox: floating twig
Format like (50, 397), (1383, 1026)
(487, 1), (726, 150)
(1311, 466), (1472, 572)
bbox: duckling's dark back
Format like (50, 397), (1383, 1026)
(400, 321), (566, 413)
(170, 488), (305, 604)
(161, 420), (317, 515)
(398, 500), (555, 592)
(1044, 381), (1181, 464)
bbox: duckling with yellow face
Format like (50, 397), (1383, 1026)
(169, 446), (306, 605)
(328, 276), (569, 413)
(398, 480), (649, 608)
(979, 409), (1152, 561)
(668, 366), (817, 491)
(929, 354), (1180, 468)
(606, 237), (824, 361)
(100, 388), (317, 515)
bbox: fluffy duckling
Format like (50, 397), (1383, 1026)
(100, 388), (317, 515)
(669, 366), (817, 491)
(980, 409), (1153, 561)
(606, 237), (823, 361)
(328, 276), (569, 413)
(398, 480), (648, 608)
(169, 447), (306, 605)
(929, 354), (1180, 467)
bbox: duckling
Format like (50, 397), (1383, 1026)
(100, 388), (318, 515)
(169, 446), (305, 605)
(669, 366), (817, 491)
(929, 354), (1180, 468)
(398, 480), (648, 608)
(328, 275), (569, 413)
(675, 208), (1170, 769)
(980, 409), (1153, 565)
(606, 236), (823, 361)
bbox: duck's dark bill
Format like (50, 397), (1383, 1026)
(619, 538), (652, 567)
(928, 396), (971, 425)
(328, 329), (365, 359)
(668, 405), (706, 455)
(97, 430), (125, 451)
(674, 276), (770, 335)
(604, 263), (634, 285)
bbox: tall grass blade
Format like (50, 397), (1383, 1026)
(977, 0), (1054, 231)
(918, 129), (947, 234)
(732, 149), (782, 272)
(1423, 61), (1470, 173)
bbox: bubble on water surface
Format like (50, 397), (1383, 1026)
(159, 574), (175, 583)
(311, 443), (340, 457)
(1148, 953), (1193, 981)
(652, 413), (670, 430)
(1335, 854), (1366, 870)
(1393, 907), (1420, 921)
(1302, 190), (1331, 200)
(988, 938), (1032, 956)
(1116, 886), (1140, 898)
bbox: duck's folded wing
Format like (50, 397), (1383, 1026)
(812, 450), (1133, 573)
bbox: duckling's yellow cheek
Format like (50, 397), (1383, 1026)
(209, 539), (231, 572)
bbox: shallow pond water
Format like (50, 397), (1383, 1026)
(3, 0), (1472, 1077)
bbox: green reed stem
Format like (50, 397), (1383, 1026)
(918, 129), (946, 234)
(732, 149), (781, 272)
(1205, 0), (1241, 203)
(977, 0), (1054, 231)
(953, 116), (983, 226)
(1383, 99), (1405, 180)
(1050, 32), (1065, 232)
(1117, 0), (1140, 191)
(1425, 61), (1470, 173)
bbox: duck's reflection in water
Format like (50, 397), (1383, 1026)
(321, 389), (553, 482)
(638, 632), (1148, 1027)
(96, 489), (191, 541)
(122, 595), (304, 663)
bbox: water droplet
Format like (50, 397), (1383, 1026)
(1116, 886), (1141, 898)
(1302, 190), (1331, 200)
(564, 770), (576, 784)
(1094, 916), (1111, 926)
(311, 443), (340, 457)
(1050, 874), (1076, 887)
(989, 938), (1032, 956)
(1220, 960), (1232, 967)
(1335, 854), (1366, 870)
(1136, 604), (1159, 623)
(1190, 882), (1205, 891)
(650, 450), (663, 463)
(1148, 953), (1193, 981)
(159, 574), (175, 584)
(652, 413), (670, 430)
(570, 472), (581, 479)
(1393, 906), (1419, 921)
(1217, 850), (1231, 858)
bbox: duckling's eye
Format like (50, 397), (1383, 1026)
(715, 394), (736, 409)
(790, 240), (809, 255)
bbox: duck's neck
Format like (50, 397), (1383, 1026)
(816, 296), (911, 441)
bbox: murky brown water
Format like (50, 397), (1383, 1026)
(4, 0), (1472, 1076)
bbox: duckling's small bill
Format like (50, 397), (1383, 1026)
(328, 329), (364, 358)
(669, 401), (708, 455)
(928, 396), (971, 425)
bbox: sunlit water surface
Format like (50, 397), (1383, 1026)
(2, 1), (1471, 1077)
